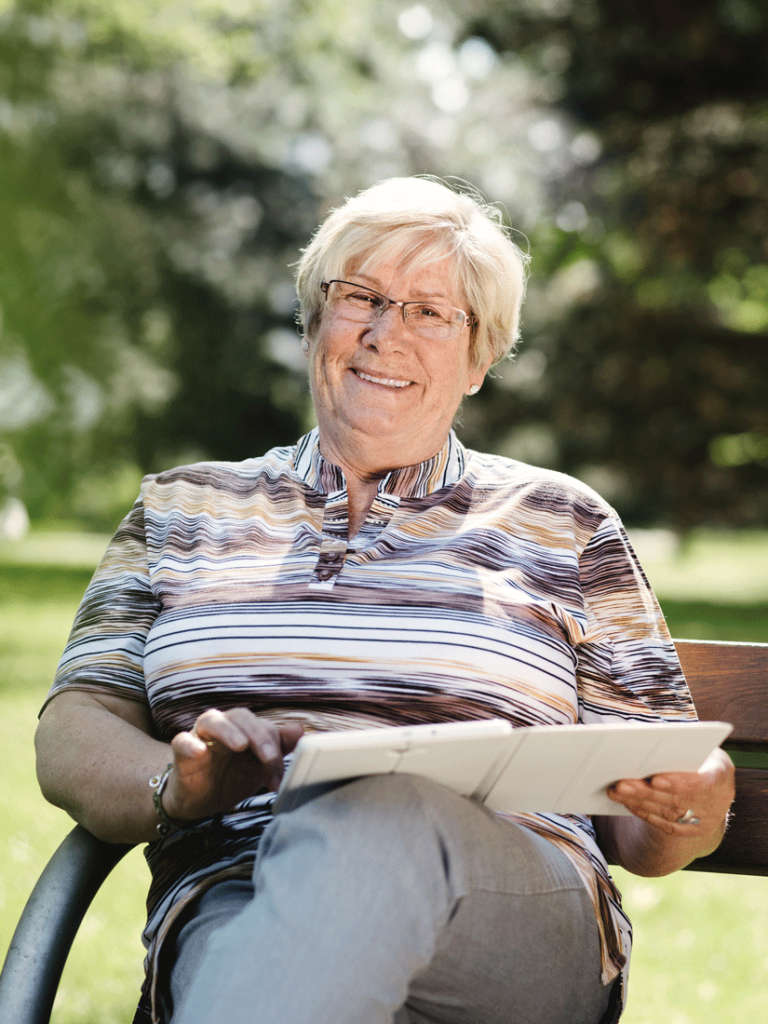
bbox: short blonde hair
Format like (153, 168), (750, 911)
(295, 177), (529, 371)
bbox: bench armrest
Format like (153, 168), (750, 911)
(0, 825), (133, 1024)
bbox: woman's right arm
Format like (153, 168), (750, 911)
(36, 691), (304, 845)
(36, 690), (175, 844)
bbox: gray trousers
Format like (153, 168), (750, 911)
(170, 775), (615, 1024)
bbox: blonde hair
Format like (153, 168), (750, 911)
(295, 177), (529, 371)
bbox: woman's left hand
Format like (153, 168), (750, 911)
(607, 747), (734, 836)
(597, 747), (735, 875)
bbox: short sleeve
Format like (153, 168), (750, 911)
(41, 478), (161, 714)
(575, 514), (696, 724)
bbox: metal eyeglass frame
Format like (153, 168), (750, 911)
(321, 280), (477, 335)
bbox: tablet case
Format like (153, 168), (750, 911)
(273, 718), (732, 816)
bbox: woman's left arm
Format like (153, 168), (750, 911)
(593, 747), (735, 876)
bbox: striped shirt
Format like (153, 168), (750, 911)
(47, 428), (696, 1022)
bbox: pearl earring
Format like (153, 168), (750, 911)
(467, 384), (480, 396)
(302, 338), (309, 353)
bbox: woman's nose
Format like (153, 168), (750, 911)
(363, 305), (407, 348)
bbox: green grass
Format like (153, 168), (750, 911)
(1, 695), (148, 1024)
(661, 600), (768, 643)
(0, 533), (148, 1024)
(613, 867), (768, 1023)
(1, 528), (767, 1023)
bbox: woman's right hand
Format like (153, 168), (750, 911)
(162, 709), (304, 824)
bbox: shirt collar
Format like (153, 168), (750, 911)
(292, 427), (466, 499)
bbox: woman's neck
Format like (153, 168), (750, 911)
(345, 476), (380, 539)
(315, 428), (447, 539)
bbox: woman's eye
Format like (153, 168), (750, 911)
(414, 305), (441, 319)
(350, 291), (380, 306)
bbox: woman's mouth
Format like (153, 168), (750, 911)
(354, 369), (413, 389)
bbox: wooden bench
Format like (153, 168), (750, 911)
(1, 638), (767, 1024)
(674, 639), (768, 874)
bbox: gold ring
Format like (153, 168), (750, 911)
(191, 725), (215, 747)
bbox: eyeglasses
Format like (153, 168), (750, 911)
(321, 280), (477, 341)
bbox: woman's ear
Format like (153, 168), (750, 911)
(466, 356), (492, 396)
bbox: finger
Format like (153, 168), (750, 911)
(166, 733), (216, 817)
(648, 778), (717, 827)
(172, 729), (212, 762)
(647, 771), (698, 797)
(278, 722), (305, 754)
(190, 721), (216, 748)
(607, 780), (681, 824)
(616, 787), (706, 832)
(192, 708), (253, 753)
(220, 709), (289, 766)
(611, 791), (690, 833)
(236, 715), (304, 759)
(641, 773), (703, 812)
(607, 778), (655, 805)
(185, 710), (300, 792)
(637, 808), (693, 835)
(654, 764), (733, 810)
(656, 805), (707, 833)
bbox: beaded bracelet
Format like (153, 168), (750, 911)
(148, 763), (190, 837)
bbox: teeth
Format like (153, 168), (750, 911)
(356, 370), (411, 389)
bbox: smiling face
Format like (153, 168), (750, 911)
(306, 255), (488, 478)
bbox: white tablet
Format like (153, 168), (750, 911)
(274, 718), (513, 813)
(273, 718), (732, 816)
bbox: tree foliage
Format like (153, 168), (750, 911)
(459, 0), (768, 527)
(1, 0), (766, 529)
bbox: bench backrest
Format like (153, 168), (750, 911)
(674, 639), (768, 874)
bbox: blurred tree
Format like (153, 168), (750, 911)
(0, 0), (323, 523)
(1, 0), (766, 530)
(0, 0), (550, 525)
(458, 0), (768, 528)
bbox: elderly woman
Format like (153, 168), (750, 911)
(36, 177), (733, 1024)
